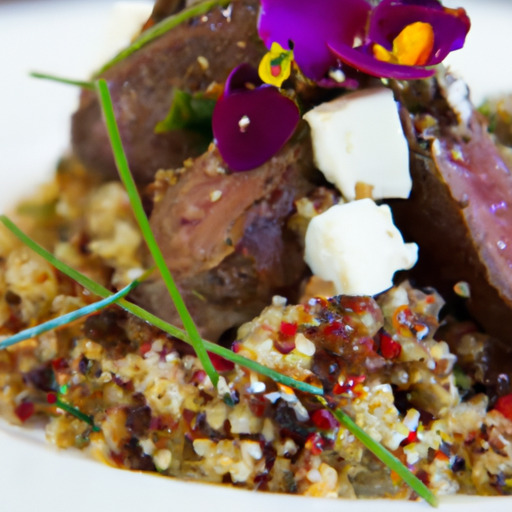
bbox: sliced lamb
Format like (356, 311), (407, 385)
(391, 76), (512, 344)
(131, 139), (315, 341)
(71, 0), (265, 185)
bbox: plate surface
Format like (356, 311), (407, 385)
(1, 1), (512, 510)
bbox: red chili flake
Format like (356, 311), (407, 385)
(333, 375), (366, 396)
(494, 393), (512, 421)
(407, 430), (418, 443)
(415, 469), (430, 486)
(401, 429), (418, 446)
(392, 305), (414, 336)
(159, 345), (172, 361)
(139, 342), (152, 356)
(191, 369), (207, 384)
(182, 408), (195, 425)
(311, 409), (338, 431)
(249, 395), (267, 418)
(379, 332), (402, 359)
(280, 321), (297, 337)
(47, 392), (58, 405)
(273, 337), (295, 354)
(323, 321), (345, 336)
(149, 416), (161, 431)
(340, 296), (369, 314)
(207, 351), (235, 372)
(51, 357), (68, 372)
(15, 402), (34, 422)
(305, 432), (325, 455)
(434, 450), (450, 462)
(425, 294), (436, 304)
(110, 451), (124, 466)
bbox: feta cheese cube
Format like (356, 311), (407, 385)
(303, 87), (411, 201)
(304, 199), (418, 296)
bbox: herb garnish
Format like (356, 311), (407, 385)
(318, 397), (438, 507)
(155, 89), (216, 138)
(96, 78), (220, 387)
(96, 0), (232, 74)
(0, 215), (322, 396)
(0, 268), (151, 349)
(30, 72), (94, 90)
(47, 392), (100, 433)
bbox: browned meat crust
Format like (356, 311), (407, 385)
(131, 139), (315, 341)
(71, 0), (265, 185)
(392, 77), (512, 344)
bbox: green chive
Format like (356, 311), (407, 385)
(0, 217), (323, 395)
(30, 72), (94, 90)
(0, 269), (151, 350)
(48, 393), (100, 432)
(94, 79), (219, 387)
(96, 0), (232, 74)
(317, 397), (438, 507)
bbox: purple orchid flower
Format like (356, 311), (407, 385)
(258, 0), (470, 82)
(258, 0), (371, 85)
(212, 63), (300, 172)
(330, 0), (471, 79)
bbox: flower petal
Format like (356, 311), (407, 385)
(369, 0), (470, 65)
(224, 62), (262, 93)
(328, 42), (436, 80)
(213, 66), (300, 171)
(258, 0), (371, 81)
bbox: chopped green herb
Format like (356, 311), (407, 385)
(155, 89), (216, 136)
(453, 365), (472, 392)
(47, 392), (100, 432)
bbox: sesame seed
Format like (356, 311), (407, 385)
(209, 189), (222, 202)
(197, 55), (209, 70)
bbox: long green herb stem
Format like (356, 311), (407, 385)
(96, 0), (232, 74)
(30, 72), (94, 90)
(95, 78), (219, 387)
(0, 215), (322, 396)
(48, 393), (100, 432)
(318, 397), (438, 507)
(0, 268), (152, 350)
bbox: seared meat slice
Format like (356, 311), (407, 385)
(391, 77), (512, 344)
(132, 139), (315, 341)
(147, 0), (186, 23)
(72, 0), (265, 185)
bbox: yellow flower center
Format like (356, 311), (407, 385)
(258, 41), (294, 87)
(373, 21), (435, 66)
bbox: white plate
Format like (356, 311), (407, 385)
(1, 1), (512, 510)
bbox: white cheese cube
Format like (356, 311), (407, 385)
(303, 87), (411, 201)
(304, 199), (418, 296)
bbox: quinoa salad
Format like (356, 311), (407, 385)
(2, 0), (512, 506)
